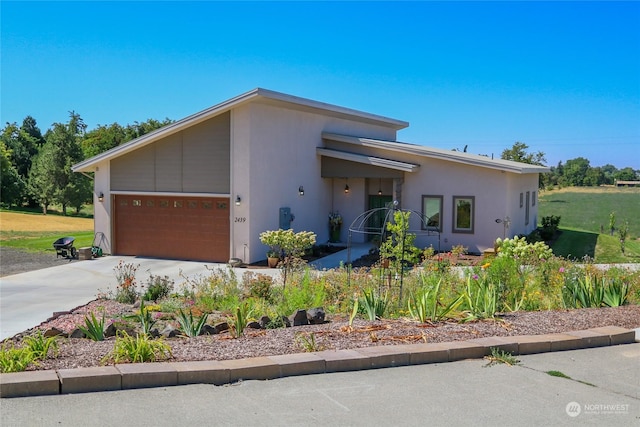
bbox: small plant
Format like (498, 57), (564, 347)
(563, 273), (604, 308)
(359, 288), (388, 321)
(603, 277), (631, 307)
(128, 300), (157, 336)
(295, 332), (324, 352)
(484, 347), (520, 367)
(229, 301), (253, 338)
(23, 330), (59, 360)
(617, 220), (629, 254)
(540, 215), (561, 240)
(142, 274), (174, 301)
(78, 312), (106, 341)
(242, 272), (274, 302)
(348, 296), (359, 328)
(105, 331), (172, 364)
(462, 275), (497, 322)
(113, 261), (139, 304)
(451, 244), (468, 258)
(609, 211), (616, 236)
(176, 308), (208, 338)
(546, 370), (571, 379)
(407, 277), (463, 323)
(0, 343), (35, 373)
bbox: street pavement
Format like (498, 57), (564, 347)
(1, 343), (638, 426)
(0, 244), (373, 340)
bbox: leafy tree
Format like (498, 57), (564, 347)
(501, 142), (547, 188)
(501, 142), (546, 165)
(0, 141), (25, 207)
(600, 164), (618, 185)
(614, 167), (638, 182)
(583, 166), (605, 186)
(27, 141), (57, 214)
(81, 118), (173, 159)
(563, 157), (590, 186)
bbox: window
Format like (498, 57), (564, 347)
(173, 200), (183, 208)
(132, 199), (141, 207)
(525, 192), (530, 226)
(146, 200), (154, 207)
(452, 196), (474, 233)
(422, 195), (443, 231)
(520, 193), (523, 208)
(532, 191), (536, 206)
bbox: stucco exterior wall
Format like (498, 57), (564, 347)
(231, 102), (398, 263)
(92, 161), (112, 254)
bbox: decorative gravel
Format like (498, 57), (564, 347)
(10, 300), (640, 371)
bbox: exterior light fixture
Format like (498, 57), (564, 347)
(344, 184), (350, 194)
(235, 196), (241, 206)
(298, 186), (304, 196)
(378, 178), (382, 195)
(98, 192), (104, 202)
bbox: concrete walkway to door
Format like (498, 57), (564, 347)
(0, 244), (371, 341)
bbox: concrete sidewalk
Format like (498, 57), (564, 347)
(0, 244), (366, 341)
(2, 342), (638, 426)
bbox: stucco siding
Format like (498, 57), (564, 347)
(110, 113), (230, 193)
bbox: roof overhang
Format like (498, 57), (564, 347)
(73, 88), (408, 173)
(322, 133), (550, 174)
(317, 147), (419, 173)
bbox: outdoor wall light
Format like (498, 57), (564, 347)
(344, 184), (350, 194)
(378, 178), (382, 195)
(98, 192), (104, 202)
(298, 186), (304, 196)
(235, 196), (241, 206)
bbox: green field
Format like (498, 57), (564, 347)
(538, 187), (640, 262)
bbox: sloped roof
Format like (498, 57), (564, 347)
(73, 88), (409, 172)
(321, 133), (550, 174)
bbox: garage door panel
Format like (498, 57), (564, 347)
(114, 195), (229, 262)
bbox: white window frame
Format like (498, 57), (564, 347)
(452, 196), (475, 234)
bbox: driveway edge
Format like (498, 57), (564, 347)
(1, 325), (637, 398)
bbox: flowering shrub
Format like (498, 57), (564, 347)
(495, 236), (553, 264)
(113, 261), (139, 304)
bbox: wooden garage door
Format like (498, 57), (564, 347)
(114, 195), (229, 262)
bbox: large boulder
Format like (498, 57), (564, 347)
(307, 307), (326, 325)
(290, 309), (309, 326)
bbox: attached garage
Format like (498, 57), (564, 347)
(114, 195), (230, 262)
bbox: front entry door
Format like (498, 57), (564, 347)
(367, 195), (393, 239)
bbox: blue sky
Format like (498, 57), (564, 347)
(2, 1), (639, 169)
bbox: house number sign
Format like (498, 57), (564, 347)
(234, 217), (246, 223)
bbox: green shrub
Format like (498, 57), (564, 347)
(540, 215), (561, 240)
(143, 274), (174, 301)
(359, 288), (388, 320)
(462, 275), (497, 321)
(242, 272), (274, 302)
(113, 261), (139, 304)
(0, 343), (35, 373)
(105, 331), (172, 363)
(78, 312), (106, 341)
(176, 309), (208, 338)
(23, 330), (59, 360)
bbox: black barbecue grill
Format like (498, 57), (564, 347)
(53, 236), (77, 259)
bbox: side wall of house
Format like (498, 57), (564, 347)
(231, 102), (398, 263)
(93, 160), (112, 253)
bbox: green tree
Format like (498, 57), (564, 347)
(563, 157), (591, 186)
(584, 166), (605, 186)
(81, 123), (127, 159)
(0, 141), (25, 207)
(501, 142), (547, 188)
(27, 141), (57, 214)
(614, 167), (638, 182)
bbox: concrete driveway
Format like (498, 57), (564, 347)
(0, 256), (275, 341)
(0, 244), (374, 341)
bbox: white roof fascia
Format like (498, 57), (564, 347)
(73, 88), (408, 172)
(322, 133), (550, 174)
(316, 147), (419, 173)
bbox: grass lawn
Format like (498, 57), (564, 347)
(0, 210), (94, 252)
(539, 187), (640, 263)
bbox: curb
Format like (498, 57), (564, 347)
(1, 326), (637, 398)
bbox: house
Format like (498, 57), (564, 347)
(73, 88), (549, 263)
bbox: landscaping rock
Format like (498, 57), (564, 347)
(259, 315), (271, 329)
(104, 323), (117, 338)
(201, 324), (218, 335)
(43, 327), (65, 338)
(307, 307), (325, 324)
(69, 328), (85, 339)
(161, 325), (179, 338)
(247, 321), (261, 330)
(291, 309), (309, 326)
(214, 322), (230, 334)
(282, 315), (291, 328)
